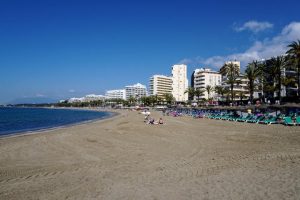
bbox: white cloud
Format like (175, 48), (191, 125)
(234, 20), (273, 33)
(36, 94), (45, 97)
(180, 22), (300, 71)
(68, 89), (75, 93)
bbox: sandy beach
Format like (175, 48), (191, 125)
(0, 110), (300, 199)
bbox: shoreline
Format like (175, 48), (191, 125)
(0, 108), (121, 140)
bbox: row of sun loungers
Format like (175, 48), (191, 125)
(165, 109), (300, 126)
(204, 113), (300, 126)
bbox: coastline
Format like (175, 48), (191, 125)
(0, 108), (120, 140)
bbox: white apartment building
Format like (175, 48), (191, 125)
(193, 68), (222, 100)
(68, 94), (106, 103)
(149, 75), (173, 98)
(125, 83), (147, 100)
(105, 89), (126, 100)
(68, 97), (85, 103)
(84, 94), (106, 102)
(171, 64), (188, 102)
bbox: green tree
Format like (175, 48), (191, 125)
(148, 95), (160, 106)
(244, 60), (261, 103)
(184, 87), (195, 100)
(268, 56), (287, 103)
(235, 91), (246, 104)
(220, 62), (240, 103)
(214, 86), (229, 102)
(128, 96), (136, 106)
(194, 88), (205, 104)
(256, 61), (267, 103)
(205, 85), (214, 100)
(163, 93), (174, 105)
(286, 40), (300, 96)
(140, 96), (150, 106)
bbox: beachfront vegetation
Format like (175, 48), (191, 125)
(185, 87), (195, 100)
(286, 40), (300, 97)
(56, 100), (106, 107)
(268, 56), (287, 102)
(205, 85), (214, 99)
(214, 85), (229, 102)
(194, 88), (205, 103)
(244, 61), (261, 103)
(127, 96), (137, 105)
(220, 62), (240, 103)
(163, 93), (175, 105)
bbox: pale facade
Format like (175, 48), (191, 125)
(84, 94), (106, 102)
(193, 68), (222, 100)
(171, 64), (188, 102)
(125, 83), (147, 100)
(105, 89), (126, 100)
(149, 75), (173, 98)
(68, 94), (105, 103)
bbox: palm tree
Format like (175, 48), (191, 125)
(214, 86), (225, 101)
(268, 56), (287, 103)
(194, 88), (205, 104)
(148, 95), (157, 106)
(156, 96), (163, 105)
(236, 91), (246, 104)
(205, 85), (214, 100)
(264, 59), (278, 100)
(128, 96), (136, 106)
(286, 40), (300, 96)
(257, 61), (267, 103)
(244, 61), (261, 103)
(220, 62), (240, 103)
(140, 96), (151, 106)
(184, 87), (195, 101)
(282, 77), (296, 89)
(163, 93), (174, 105)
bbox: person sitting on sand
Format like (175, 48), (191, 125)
(158, 118), (164, 124)
(144, 114), (150, 122)
(147, 118), (155, 124)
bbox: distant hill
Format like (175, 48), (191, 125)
(9, 97), (59, 105)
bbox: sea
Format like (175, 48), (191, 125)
(0, 107), (112, 137)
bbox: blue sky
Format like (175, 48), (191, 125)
(1, 0), (300, 104)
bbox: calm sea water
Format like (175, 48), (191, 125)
(0, 107), (111, 137)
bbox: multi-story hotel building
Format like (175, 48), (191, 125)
(84, 94), (106, 102)
(193, 68), (222, 100)
(125, 83), (147, 100)
(171, 64), (188, 102)
(149, 75), (173, 98)
(68, 94), (106, 103)
(105, 89), (126, 100)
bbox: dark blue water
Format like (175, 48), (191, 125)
(0, 107), (112, 137)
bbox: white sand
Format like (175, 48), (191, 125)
(0, 110), (300, 199)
